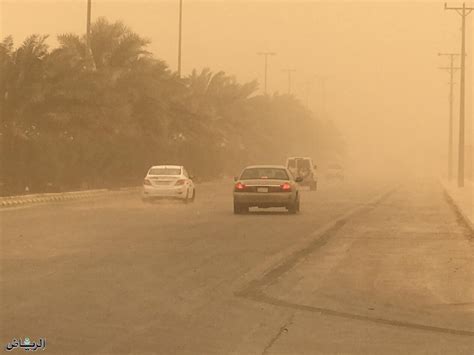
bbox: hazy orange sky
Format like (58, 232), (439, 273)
(1, 1), (472, 175)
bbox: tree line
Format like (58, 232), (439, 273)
(0, 18), (345, 195)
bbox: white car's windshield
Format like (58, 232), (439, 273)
(148, 167), (181, 175)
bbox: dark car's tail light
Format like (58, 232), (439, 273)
(175, 179), (186, 186)
(280, 182), (292, 191)
(234, 182), (246, 191)
(144, 179), (152, 186)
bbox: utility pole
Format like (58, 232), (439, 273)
(257, 52), (276, 95)
(282, 68), (296, 94)
(315, 75), (328, 117)
(304, 80), (312, 108)
(445, 2), (473, 187)
(178, 0), (183, 77)
(304, 75), (319, 109)
(438, 52), (460, 182)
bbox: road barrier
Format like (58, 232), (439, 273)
(0, 187), (141, 208)
(0, 178), (230, 209)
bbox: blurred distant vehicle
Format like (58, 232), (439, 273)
(326, 163), (344, 181)
(286, 157), (318, 190)
(233, 165), (303, 214)
(142, 165), (195, 203)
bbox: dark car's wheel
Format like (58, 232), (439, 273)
(287, 196), (300, 214)
(233, 202), (241, 214)
(234, 202), (248, 214)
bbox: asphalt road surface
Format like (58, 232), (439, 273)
(1, 177), (473, 354)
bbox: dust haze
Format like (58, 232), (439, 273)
(2, 2), (474, 354)
(2, 0), (472, 183)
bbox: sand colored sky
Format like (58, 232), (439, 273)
(1, 1), (472, 175)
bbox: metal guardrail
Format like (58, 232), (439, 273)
(0, 187), (141, 208)
(0, 178), (230, 208)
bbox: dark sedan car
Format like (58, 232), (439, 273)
(233, 165), (303, 214)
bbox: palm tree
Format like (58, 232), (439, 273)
(90, 17), (151, 70)
(2, 35), (49, 109)
(185, 68), (257, 116)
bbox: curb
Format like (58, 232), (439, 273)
(441, 181), (474, 233)
(0, 187), (141, 209)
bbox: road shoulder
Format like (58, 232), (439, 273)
(441, 179), (474, 232)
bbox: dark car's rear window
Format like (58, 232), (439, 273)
(240, 168), (289, 180)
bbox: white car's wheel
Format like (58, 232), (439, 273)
(183, 189), (190, 203)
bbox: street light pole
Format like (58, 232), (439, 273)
(445, 2), (474, 187)
(85, 0), (95, 70)
(438, 52), (460, 181)
(257, 52), (276, 95)
(86, 0), (91, 50)
(178, 0), (183, 77)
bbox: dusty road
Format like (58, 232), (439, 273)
(1, 178), (473, 354)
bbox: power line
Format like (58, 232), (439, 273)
(438, 52), (461, 182)
(444, 2), (473, 187)
(257, 52), (277, 95)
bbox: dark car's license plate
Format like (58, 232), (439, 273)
(257, 187), (269, 193)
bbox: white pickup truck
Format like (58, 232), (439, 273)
(286, 157), (318, 191)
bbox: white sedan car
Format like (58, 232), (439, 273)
(142, 165), (195, 203)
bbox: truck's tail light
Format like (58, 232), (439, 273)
(280, 182), (292, 191)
